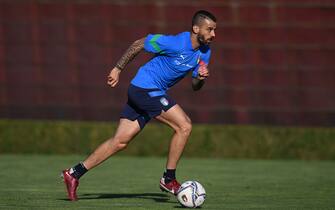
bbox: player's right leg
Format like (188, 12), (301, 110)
(62, 118), (141, 201)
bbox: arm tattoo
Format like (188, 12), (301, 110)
(116, 37), (145, 71)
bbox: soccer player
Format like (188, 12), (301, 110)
(62, 10), (216, 201)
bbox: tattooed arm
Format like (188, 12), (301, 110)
(107, 37), (145, 87)
(115, 37), (145, 71)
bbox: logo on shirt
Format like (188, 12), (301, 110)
(160, 97), (169, 106)
(174, 53), (196, 68)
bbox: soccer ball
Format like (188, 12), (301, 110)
(176, 181), (206, 208)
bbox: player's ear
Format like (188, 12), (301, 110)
(192, 25), (200, 34)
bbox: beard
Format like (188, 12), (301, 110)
(197, 34), (212, 46)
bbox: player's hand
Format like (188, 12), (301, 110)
(107, 67), (121, 87)
(197, 63), (209, 80)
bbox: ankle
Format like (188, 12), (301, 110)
(163, 169), (176, 183)
(70, 162), (88, 179)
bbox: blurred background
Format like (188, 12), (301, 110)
(0, 0), (334, 158)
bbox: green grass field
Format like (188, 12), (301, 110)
(0, 155), (334, 210)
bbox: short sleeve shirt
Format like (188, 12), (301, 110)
(131, 31), (211, 91)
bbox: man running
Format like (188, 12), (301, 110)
(62, 10), (216, 201)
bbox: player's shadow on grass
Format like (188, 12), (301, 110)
(78, 192), (174, 203)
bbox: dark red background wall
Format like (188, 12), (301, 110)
(0, 0), (334, 126)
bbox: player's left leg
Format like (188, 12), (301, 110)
(155, 104), (192, 195)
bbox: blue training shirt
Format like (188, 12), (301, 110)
(131, 31), (211, 91)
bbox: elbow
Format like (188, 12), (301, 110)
(192, 85), (201, 91)
(133, 37), (145, 47)
(192, 79), (205, 91)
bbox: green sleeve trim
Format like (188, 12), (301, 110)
(149, 34), (163, 53)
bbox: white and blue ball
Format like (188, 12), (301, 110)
(176, 181), (206, 208)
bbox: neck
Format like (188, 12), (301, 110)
(190, 32), (201, 50)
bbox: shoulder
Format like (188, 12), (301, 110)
(144, 31), (190, 54)
(165, 31), (190, 52)
(148, 32), (186, 43)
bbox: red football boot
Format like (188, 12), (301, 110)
(61, 169), (79, 201)
(159, 177), (181, 195)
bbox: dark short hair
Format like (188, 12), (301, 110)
(192, 10), (216, 26)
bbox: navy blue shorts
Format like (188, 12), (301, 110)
(120, 84), (177, 129)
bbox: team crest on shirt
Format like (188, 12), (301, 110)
(160, 97), (169, 106)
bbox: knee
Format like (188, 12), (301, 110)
(176, 120), (192, 137)
(109, 137), (128, 151)
(117, 141), (128, 151)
